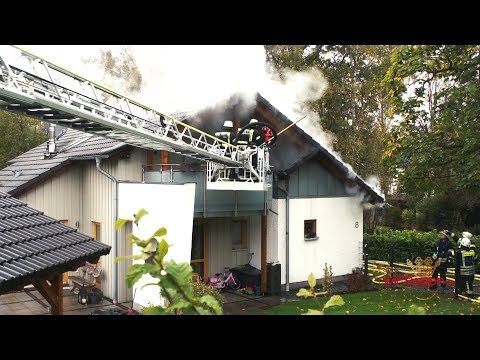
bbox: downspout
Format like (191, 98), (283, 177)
(277, 174), (290, 292)
(95, 157), (119, 304)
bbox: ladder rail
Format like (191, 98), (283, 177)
(0, 46), (244, 167)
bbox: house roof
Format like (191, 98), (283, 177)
(0, 129), (126, 196)
(0, 111), (194, 197)
(0, 98), (383, 203)
(0, 191), (111, 294)
(255, 94), (384, 203)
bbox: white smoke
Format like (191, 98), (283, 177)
(17, 45), (383, 202)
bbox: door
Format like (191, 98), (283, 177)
(191, 222), (208, 281)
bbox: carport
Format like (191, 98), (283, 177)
(0, 191), (111, 314)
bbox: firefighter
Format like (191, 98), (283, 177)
(455, 237), (477, 298)
(430, 229), (454, 291)
(214, 120), (236, 180)
(215, 120), (234, 157)
(237, 119), (264, 175)
(237, 119), (263, 148)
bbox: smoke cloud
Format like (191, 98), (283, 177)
(16, 45), (382, 202)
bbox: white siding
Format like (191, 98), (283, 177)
(18, 166), (82, 226)
(269, 197), (363, 286)
(81, 160), (115, 299)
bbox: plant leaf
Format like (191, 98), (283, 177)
(134, 208), (149, 225)
(164, 260), (192, 287)
(152, 227), (167, 239)
(142, 306), (166, 315)
(323, 295), (345, 309)
(407, 304), (426, 315)
(114, 254), (137, 263)
(308, 272), (316, 289)
(303, 309), (324, 315)
(115, 218), (131, 230)
(199, 295), (224, 315)
(155, 239), (169, 263)
(126, 263), (160, 288)
(296, 288), (313, 298)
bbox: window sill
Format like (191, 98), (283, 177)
(304, 237), (319, 241)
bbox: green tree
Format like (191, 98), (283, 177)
(0, 110), (47, 168)
(265, 45), (394, 191)
(383, 45), (480, 230)
(115, 209), (223, 315)
(85, 47), (143, 97)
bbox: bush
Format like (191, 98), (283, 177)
(365, 227), (480, 264)
(189, 280), (224, 310)
(322, 263), (333, 295)
(345, 267), (369, 292)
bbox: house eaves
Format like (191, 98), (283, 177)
(256, 94), (384, 203)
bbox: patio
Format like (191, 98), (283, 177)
(0, 286), (133, 315)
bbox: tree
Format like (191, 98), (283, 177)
(86, 47), (143, 97)
(265, 45), (394, 192)
(383, 45), (480, 230)
(0, 110), (47, 169)
(115, 209), (223, 315)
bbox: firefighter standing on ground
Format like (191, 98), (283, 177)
(430, 230), (454, 291)
(455, 235), (477, 298)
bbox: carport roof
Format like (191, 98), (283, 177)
(0, 191), (111, 294)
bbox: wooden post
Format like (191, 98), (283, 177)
(261, 214), (267, 294)
(33, 273), (64, 315)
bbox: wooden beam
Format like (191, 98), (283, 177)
(32, 273), (63, 315)
(261, 214), (267, 294)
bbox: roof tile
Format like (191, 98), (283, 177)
(0, 191), (111, 294)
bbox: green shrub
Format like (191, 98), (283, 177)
(365, 227), (480, 263)
(322, 263), (333, 295)
(189, 280), (224, 310)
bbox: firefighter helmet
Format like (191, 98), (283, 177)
(462, 231), (473, 239)
(249, 118), (258, 124)
(223, 120), (233, 129)
(441, 229), (450, 237)
(460, 237), (471, 247)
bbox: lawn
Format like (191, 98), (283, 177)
(264, 288), (480, 315)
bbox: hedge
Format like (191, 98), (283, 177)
(365, 227), (479, 263)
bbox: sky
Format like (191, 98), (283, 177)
(1, 45), (383, 198)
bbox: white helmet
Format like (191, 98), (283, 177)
(249, 118), (258, 124)
(462, 231), (473, 239)
(223, 120), (233, 129)
(460, 237), (471, 247)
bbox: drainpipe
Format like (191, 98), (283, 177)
(95, 157), (119, 304)
(277, 174), (290, 292)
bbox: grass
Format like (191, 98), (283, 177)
(264, 288), (480, 315)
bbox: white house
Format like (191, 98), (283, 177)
(0, 93), (383, 309)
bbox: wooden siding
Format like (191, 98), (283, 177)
(206, 217), (254, 276)
(18, 166), (82, 225)
(281, 159), (348, 199)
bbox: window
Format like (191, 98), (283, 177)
(304, 220), (317, 240)
(92, 221), (101, 241)
(232, 220), (247, 250)
(59, 219), (69, 225)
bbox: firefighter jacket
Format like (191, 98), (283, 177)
(237, 128), (263, 147)
(433, 238), (453, 263)
(214, 131), (233, 154)
(455, 247), (477, 276)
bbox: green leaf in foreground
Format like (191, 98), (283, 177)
(296, 288), (313, 298)
(323, 295), (345, 309)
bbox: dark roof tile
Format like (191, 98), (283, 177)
(0, 191), (111, 294)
